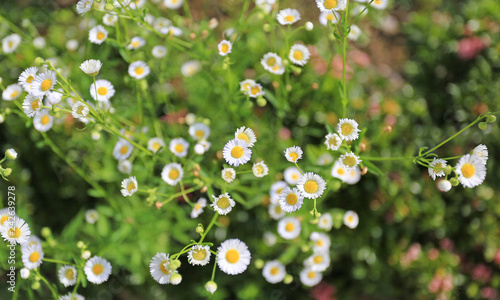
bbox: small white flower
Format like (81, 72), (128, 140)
(169, 138), (189, 157)
(5, 148), (17, 160)
(344, 167), (361, 185)
(252, 161), (269, 177)
(66, 39), (79, 52)
(85, 209), (99, 224)
(338, 152), (362, 170)
(223, 139), (252, 167)
(76, 0), (93, 15)
(147, 137), (165, 153)
(22, 94), (43, 118)
(263, 231), (277, 247)
(216, 239), (251, 275)
(455, 154), (487, 188)
(181, 60), (201, 77)
(84, 256), (112, 284)
(191, 198), (207, 218)
(46, 90), (63, 105)
(71, 102), (89, 119)
(18, 67), (38, 92)
(188, 245), (211, 266)
(289, 44), (310, 66)
(89, 25), (108, 45)
(437, 179), (452, 192)
(189, 123), (210, 140)
(152, 45), (167, 58)
(344, 210), (359, 229)
(128, 61), (150, 79)
(90, 79), (115, 102)
(297, 173), (326, 199)
(300, 268), (322, 287)
(211, 193), (235, 215)
(113, 140), (134, 161)
(371, 0), (389, 10)
(161, 163), (183, 186)
(428, 158), (447, 180)
(284, 146), (303, 163)
(278, 187), (304, 213)
(103, 13), (118, 26)
(2, 34), (21, 54)
(118, 160), (133, 174)
(262, 260), (286, 284)
(58, 265), (77, 287)
(240, 79), (256, 95)
(222, 168), (236, 183)
(283, 166), (301, 185)
(270, 181), (288, 200)
(248, 83), (265, 98)
(268, 202), (285, 220)
(325, 133), (342, 151)
(472, 144), (488, 164)
(21, 244), (43, 270)
(277, 8), (301, 25)
(150, 253), (177, 284)
(20, 268), (30, 279)
(127, 36), (146, 50)
(261, 52), (282, 72)
(2, 84), (23, 101)
(218, 40), (232, 56)
(305, 251), (330, 272)
(319, 11), (340, 26)
(33, 109), (53, 132)
(315, 0), (347, 12)
(348, 24), (362, 41)
(310, 232), (331, 252)
(337, 118), (361, 141)
(80, 59), (102, 76)
(277, 217), (301, 240)
(59, 293), (85, 300)
(31, 71), (57, 96)
(120, 176), (138, 196)
(164, 0), (183, 9)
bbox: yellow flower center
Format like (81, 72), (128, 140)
(127, 182), (136, 192)
(217, 196), (231, 209)
(304, 180), (319, 194)
(237, 133), (249, 142)
(77, 105), (86, 116)
(250, 85), (261, 95)
(432, 163), (443, 173)
(317, 240), (324, 247)
(272, 65), (280, 71)
(97, 86), (108, 95)
(26, 75), (34, 83)
(461, 163), (475, 178)
(97, 32), (105, 40)
(120, 146), (129, 155)
(326, 14), (335, 21)
(152, 142), (161, 152)
(195, 130), (205, 138)
(267, 57), (276, 66)
(8, 227), (21, 238)
(275, 205), (282, 214)
(337, 168), (346, 175)
(92, 264), (104, 275)
(348, 215), (354, 223)
(169, 169), (180, 180)
(10, 91), (19, 98)
(293, 50), (304, 61)
(254, 165), (264, 175)
(341, 122), (354, 136)
(243, 83), (251, 91)
(41, 79), (52, 91)
(313, 255), (323, 264)
(0, 215), (9, 225)
(270, 267), (279, 275)
(329, 136), (339, 147)
(308, 271), (316, 279)
(292, 174), (299, 180)
(284, 15), (294, 22)
(160, 260), (170, 274)
(8, 41), (13, 48)
(131, 41), (141, 48)
(223, 171), (233, 180)
(375, 0), (382, 4)
(195, 203), (201, 210)
(31, 99), (40, 110)
(221, 43), (229, 53)
(231, 146), (244, 158)
(65, 269), (75, 279)
(192, 248), (207, 261)
(84, 1), (89, 8)
(289, 152), (299, 162)
(343, 156), (357, 167)
(225, 249), (240, 264)
(324, 0), (338, 9)
(285, 222), (295, 232)
(41, 115), (50, 125)
(135, 66), (144, 75)
(276, 188), (284, 195)
(174, 144), (184, 153)
(286, 193), (298, 205)
(29, 251), (40, 263)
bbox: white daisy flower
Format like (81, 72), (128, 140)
(0, 208), (15, 227)
(2, 34), (21, 54)
(161, 26), (182, 37)
(2, 84), (23, 101)
(223, 139), (252, 167)
(268, 63), (285, 75)
(191, 198), (207, 218)
(252, 161), (269, 177)
(127, 36), (146, 50)
(161, 163), (183, 186)
(80, 59), (102, 76)
(317, 153), (334, 166)
(331, 160), (347, 181)
(297, 172), (327, 199)
(283, 166), (301, 185)
(261, 52), (282, 72)
(344, 210), (359, 229)
(216, 239), (251, 275)
(455, 154), (487, 188)
(276, 8), (301, 25)
(76, 0), (93, 15)
(300, 268), (322, 287)
(22, 94), (43, 118)
(270, 181), (288, 200)
(20, 268), (30, 279)
(59, 293), (84, 300)
(1, 216), (31, 245)
(205, 281), (217, 294)
(262, 260), (286, 284)
(85, 209), (99, 224)
(84, 256), (112, 284)
(289, 44), (310, 66)
(305, 251), (330, 272)
(31, 71), (57, 96)
(248, 83), (265, 98)
(89, 25), (108, 45)
(338, 152), (362, 170)
(21, 244), (43, 270)
(46, 90), (63, 105)
(128, 61), (150, 79)
(315, 0), (347, 12)
(472, 144), (488, 164)
(90, 79), (115, 102)
(277, 217), (301, 240)
(164, 0), (183, 9)
(234, 126), (256, 146)
(268, 202), (285, 220)
(325, 133), (342, 151)
(120, 176), (138, 196)
(181, 60), (202, 77)
(284, 146), (303, 163)
(240, 79), (256, 95)
(66, 39), (79, 52)
(103, 13), (118, 26)
(428, 158), (447, 180)
(188, 245), (211, 266)
(117, 160), (132, 174)
(147, 137), (165, 153)
(189, 123), (210, 140)
(222, 168), (236, 183)
(344, 167), (361, 185)
(371, 0), (388, 9)
(31, 38), (44, 49)
(263, 231), (277, 246)
(169, 138), (189, 157)
(211, 193), (235, 215)
(113, 140), (134, 161)
(71, 102), (89, 119)
(319, 11), (340, 26)
(152, 45), (167, 58)
(194, 140), (211, 155)
(33, 109), (53, 132)
(130, 0), (146, 9)
(437, 179), (452, 192)
(58, 265), (77, 287)
(347, 24), (362, 41)
(18, 67), (38, 92)
(153, 17), (172, 32)
(278, 187), (304, 213)
(150, 253), (177, 284)
(218, 40), (232, 56)
(5, 148), (17, 160)
(310, 232), (331, 252)
(337, 118), (361, 141)
(20, 236), (41, 255)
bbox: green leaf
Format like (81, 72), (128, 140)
(362, 160), (383, 176)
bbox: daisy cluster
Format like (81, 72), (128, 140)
(325, 118), (363, 173)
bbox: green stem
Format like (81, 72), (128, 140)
(210, 254), (218, 281)
(199, 212), (219, 244)
(294, 162), (304, 175)
(179, 181), (195, 207)
(42, 258), (73, 265)
(360, 156), (414, 161)
(34, 269), (58, 299)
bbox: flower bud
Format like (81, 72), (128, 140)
(437, 179), (452, 192)
(450, 178), (459, 186)
(77, 241), (86, 249)
(284, 274), (293, 284)
(31, 281), (41, 290)
(170, 273), (182, 285)
(20, 268), (30, 279)
(305, 22), (314, 31)
(196, 224), (204, 234)
(487, 115), (496, 123)
(82, 250), (91, 260)
(263, 23), (271, 32)
(478, 122), (487, 130)
(105, 3), (114, 11)
(169, 259), (181, 270)
(41, 227), (52, 237)
(443, 165), (452, 175)
(254, 259), (264, 269)
(5, 149), (17, 160)
(34, 57), (45, 67)
(205, 281), (217, 294)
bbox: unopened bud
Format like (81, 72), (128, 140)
(254, 259), (264, 269)
(359, 143), (366, 152)
(41, 227), (51, 238)
(105, 3), (114, 11)
(443, 165), (452, 175)
(383, 126), (393, 132)
(5, 149), (17, 160)
(77, 241), (86, 249)
(312, 82), (319, 90)
(196, 224), (204, 234)
(263, 23), (271, 32)
(201, 186), (208, 193)
(450, 178), (459, 186)
(486, 115), (496, 123)
(478, 122), (487, 130)
(284, 274), (293, 284)
(170, 273), (182, 285)
(169, 259), (181, 270)
(34, 57), (45, 66)
(189, 33), (196, 40)
(155, 202), (163, 209)
(31, 281), (41, 290)
(205, 281), (217, 294)
(305, 22), (314, 31)
(82, 250), (91, 260)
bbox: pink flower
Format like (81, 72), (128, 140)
(457, 36), (486, 60)
(311, 282), (337, 300)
